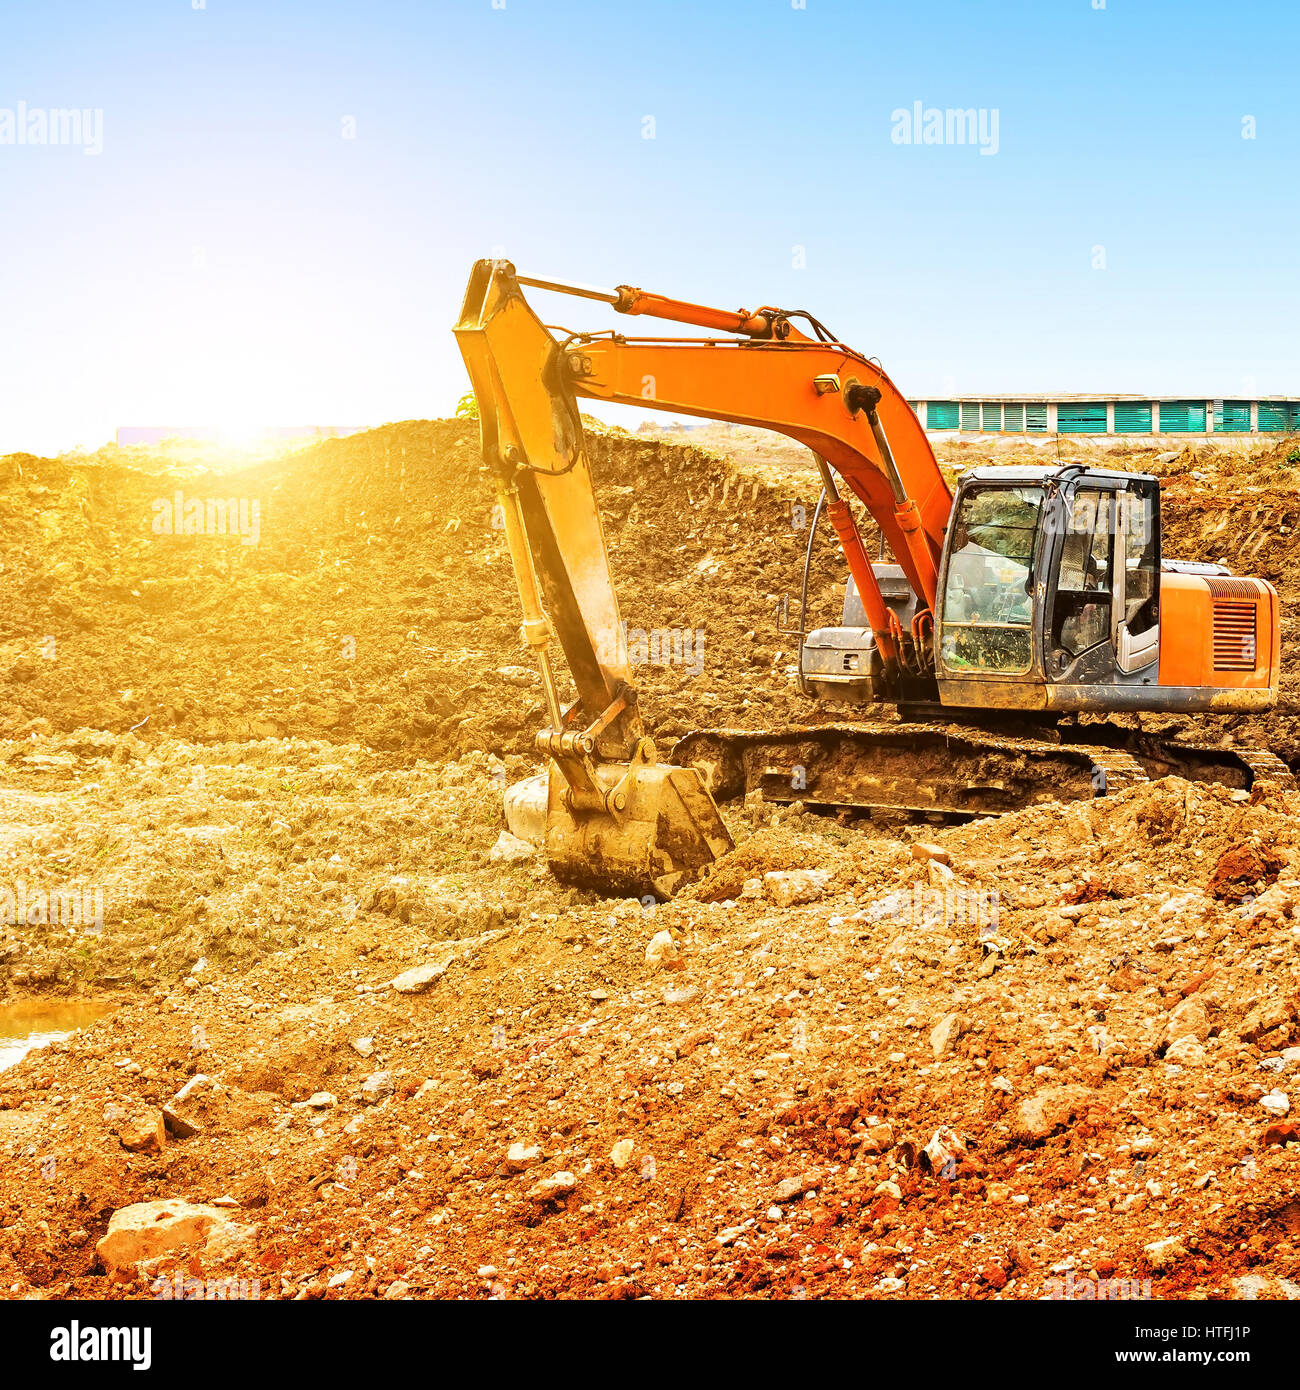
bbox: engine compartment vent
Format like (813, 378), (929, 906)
(1212, 600), (1257, 671)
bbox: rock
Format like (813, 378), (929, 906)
(173, 1074), (215, 1105)
(763, 869), (831, 908)
(1238, 994), (1300, 1043)
(495, 666), (536, 686)
(929, 1012), (965, 1059)
(1164, 1035), (1205, 1066)
(203, 1218), (256, 1263)
(384, 1280), (410, 1300)
(96, 1199), (245, 1273)
(390, 961), (448, 994)
(361, 1071), (394, 1104)
(351, 1037), (375, 1057)
(489, 831), (536, 864)
(161, 1104), (201, 1139)
(1231, 1274), (1300, 1300)
(1263, 1121), (1300, 1146)
(910, 842), (951, 866)
(921, 1126), (964, 1174)
(663, 985), (699, 1006)
(1009, 1084), (1095, 1143)
(1160, 893), (1204, 922)
(860, 1122), (894, 1153)
(645, 930), (680, 969)
(1164, 995), (1211, 1047)
(1261, 1090), (1291, 1117)
(303, 1091), (337, 1109)
(505, 1142), (539, 1172)
(773, 1175), (809, 1203)
(528, 1171), (577, 1203)
(928, 859), (955, 886)
(118, 1112), (166, 1154)
(1143, 1235), (1186, 1272)
(609, 1139), (636, 1169)
(502, 773), (548, 846)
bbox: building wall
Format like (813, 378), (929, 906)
(914, 398), (1300, 436)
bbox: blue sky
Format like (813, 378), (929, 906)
(0, 0), (1295, 453)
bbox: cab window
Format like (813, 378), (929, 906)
(1051, 490), (1115, 660)
(940, 486), (1042, 675)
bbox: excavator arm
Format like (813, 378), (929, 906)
(454, 258), (951, 895)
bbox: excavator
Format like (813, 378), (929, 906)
(454, 259), (1291, 898)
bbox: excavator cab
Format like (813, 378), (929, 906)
(934, 464), (1280, 712)
(807, 464), (1277, 715)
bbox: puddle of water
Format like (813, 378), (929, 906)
(0, 999), (117, 1071)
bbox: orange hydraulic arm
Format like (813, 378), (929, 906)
(514, 270), (951, 671)
(456, 261), (951, 713)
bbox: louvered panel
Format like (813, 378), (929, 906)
(1215, 400), (1251, 432)
(1057, 402), (1107, 434)
(1212, 600), (1257, 670)
(928, 401), (959, 430)
(1161, 401), (1207, 433)
(1003, 403), (1024, 431)
(1114, 403), (1152, 433)
(1025, 404), (1048, 432)
(960, 402), (980, 431)
(981, 402), (1002, 432)
(1259, 403), (1290, 432)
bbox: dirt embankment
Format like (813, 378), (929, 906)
(0, 421), (837, 762)
(1, 421), (1300, 1301)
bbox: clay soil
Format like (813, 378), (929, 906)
(2, 419), (1300, 1300)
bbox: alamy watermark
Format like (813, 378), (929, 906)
(0, 102), (103, 155)
(622, 622), (705, 678)
(1043, 1270), (1151, 1301)
(152, 1272), (261, 1300)
(152, 490), (261, 545)
(891, 102), (999, 156)
(1, 881), (104, 932)
(868, 883), (999, 932)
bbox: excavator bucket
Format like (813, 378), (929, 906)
(505, 757), (733, 901)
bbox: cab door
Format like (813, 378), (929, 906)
(1114, 485), (1160, 673)
(1045, 482), (1159, 686)
(1046, 487), (1118, 683)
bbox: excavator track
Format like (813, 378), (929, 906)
(670, 721), (1292, 822)
(1169, 743), (1297, 791)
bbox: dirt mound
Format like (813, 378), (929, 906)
(0, 422), (837, 761)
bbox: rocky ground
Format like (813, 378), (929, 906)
(1, 419), (1300, 1300)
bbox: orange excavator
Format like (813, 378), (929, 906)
(454, 260), (1290, 897)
